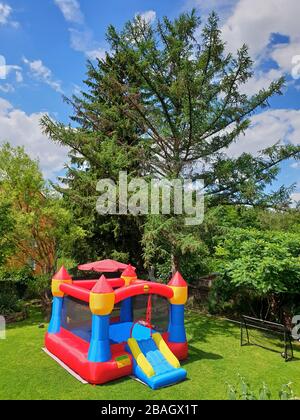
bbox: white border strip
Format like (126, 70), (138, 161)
(42, 347), (88, 384)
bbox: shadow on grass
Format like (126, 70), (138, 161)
(186, 344), (223, 364)
(185, 311), (240, 345)
(242, 342), (300, 363)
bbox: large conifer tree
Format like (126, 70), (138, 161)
(42, 11), (300, 271)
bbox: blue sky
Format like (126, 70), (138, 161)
(0, 0), (299, 201)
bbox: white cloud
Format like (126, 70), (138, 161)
(291, 192), (300, 204)
(226, 109), (300, 157)
(23, 57), (63, 93)
(184, 1), (300, 95)
(0, 83), (14, 93)
(221, 1), (300, 56)
(240, 68), (284, 96)
(0, 96), (10, 111)
(291, 193), (300, 206)
(6, 64), (22, 79)
(0, 63), (23, 93)
(54, 0), (84, 24)
(221, 0), (300, 79)
(69, 28), (107, 60)
(271, 41), (300, 75)
(54, 0), (108, 60)
(185, 0), (237, 20)
(0, 63), (23, 85)
(69, 27), (90, 52)
(0, 97), (69, 179)
(136, 10), (157, 24)
(15, 70), (23, 83)
(206, 0), (300, 101)
(0, 2), (18, 27)
(72, 83), (82, 96)
(0, 2), (10, 24)
(86, 48), (106, 61)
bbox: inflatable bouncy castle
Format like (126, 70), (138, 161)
(45, 261), (188, 389)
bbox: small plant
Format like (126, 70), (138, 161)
(227, 375), (296, 400)
(279, 382), (295, 400)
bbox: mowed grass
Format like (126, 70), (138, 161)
(1, 309), (300, 400)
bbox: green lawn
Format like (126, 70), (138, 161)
(1, 310), (300, 400)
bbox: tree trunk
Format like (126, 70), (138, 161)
(171, 254), (179, 275)
(148, 266), (155, 281)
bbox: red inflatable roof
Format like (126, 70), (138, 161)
(168, 272), (187, 287)
(78, 259), (131, 273)
(114, 282), (173, 304)
(121, 264), (137, 278)
(53, 266), (72, 281)
(92, 275), (114, 294)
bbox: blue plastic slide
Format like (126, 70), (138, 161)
(127, 333), (187, 389)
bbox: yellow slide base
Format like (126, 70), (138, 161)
(127, 338), (155, 378)
(152, 333), (181, 369)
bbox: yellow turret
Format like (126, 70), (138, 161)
(121, 264), (137, 286)
(89, 275), (115, 316)
(168, 272), (188, 305)
(51, 266), (72, 298)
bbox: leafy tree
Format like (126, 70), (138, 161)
(0, 266), (35, 315)
(257, 208), (300, 232)
(142, 214), (212, 281)
(0, 143), (84, 275)
(0, 202), (15, 266)
(42, 10), (300, 273)
(211, 228), (300, 318)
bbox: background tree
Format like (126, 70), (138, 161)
(41, 56), (145, 266)
(210, 227), (300, 321)
(0, 143), (84, 275)
(42, 10), (300, 273)
(0, 201), (14, 266)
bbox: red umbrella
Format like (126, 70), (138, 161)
(78, 259), (131, 273)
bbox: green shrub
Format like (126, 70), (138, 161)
(210, 228), (300, 319)
(25, 274), (50, 300)
(0, 267), (34, 294)
(0, 285), (25, 315)
(0, 267), (34, 315)
(214, 228), (300, 293)
(110, 251), (130, 264)
(56, 257), (77, 272)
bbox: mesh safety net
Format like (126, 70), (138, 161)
(61, 296), (92, 342)
(132, 294), (169, 332)
(61, 293), (169, 342)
